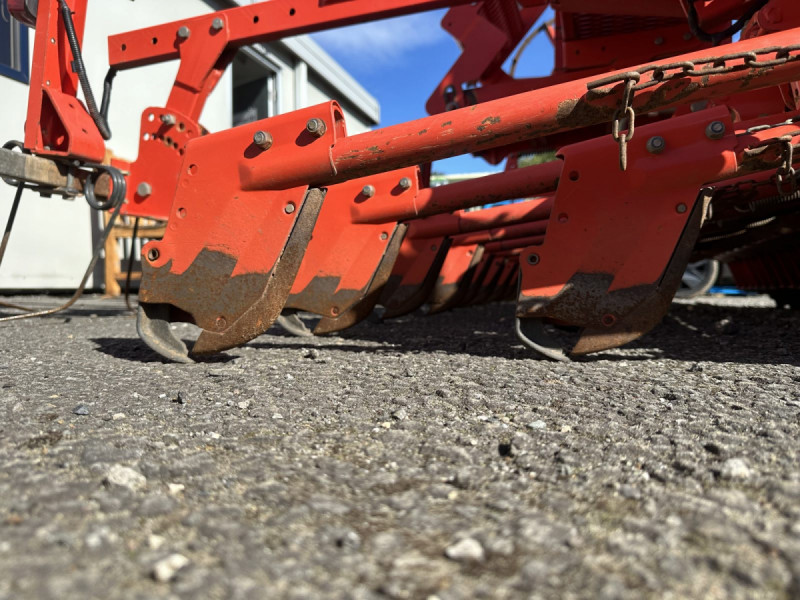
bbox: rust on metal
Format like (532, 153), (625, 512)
(314, 224), (408, 334)
(138, 188), (325, 358)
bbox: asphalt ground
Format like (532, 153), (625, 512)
(0, 293), (799, 599)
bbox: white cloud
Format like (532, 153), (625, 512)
(312, 12), (448, 65)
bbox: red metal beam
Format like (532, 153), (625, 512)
(352, 161), (560, 224)
(108, 0), (473, 70)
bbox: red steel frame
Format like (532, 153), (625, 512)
(7, 0), (800, 361)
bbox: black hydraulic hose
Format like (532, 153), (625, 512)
(687, 0), (770, 46)
(57, 0), (112, 140)
(100, 67), (117, 123)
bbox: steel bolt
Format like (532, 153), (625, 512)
(646, 136), (666, 154)
(706, 121), (726, 139)
(146, 248), (160, 262)
(362, 184), (376, 198)
(527, 253), (540, 266)
(211, 17), (224, 31)
(177, 26), (191, 39)
(306, 118), (326, 137)
(654, 36), (664, 45)
(160, 113), (176, 126)
(253, 130), (273, 150)
(398, 177), (412, 190)
(137, 182), (153, 197)
(676, 203), (687, 214)
(284, 203), (295, 214)
(379, 232), (388, 241)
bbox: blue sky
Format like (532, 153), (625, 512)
(311, 8), (554, 175)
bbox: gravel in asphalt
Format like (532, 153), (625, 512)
(0, 294), (799, 599)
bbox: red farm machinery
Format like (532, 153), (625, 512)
(2, 0), (800, 362)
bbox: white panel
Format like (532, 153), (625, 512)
(0, 0), (232, 290)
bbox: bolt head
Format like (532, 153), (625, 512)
(284, 203), (296, 214)
(706, 121), (726, 139)
(676, 203), (688, 214)
(379, 232), (388, 241)
(362, 185), (376, 198)
(527, 253), (540, 266)
(211, 17), (224, 31)
(646, 136), (666, 154)
(177, 26), (191, 39)
(253, 130), (273, 150)
(160, 113), (176, 126)
(306, 118), (326, 137)
(654, 36), (664, 45)
(136, 182), (152, 197)
(398, 177), (412, 190)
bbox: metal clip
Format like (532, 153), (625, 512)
(610, 78), (637, 171)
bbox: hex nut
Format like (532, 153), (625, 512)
(306, 118), (326, 137)
(706, 121), (726, 140)
(646, 136), (666, 154)
(253, 130), (273, 150)
(211, 17), (224, 31)
(399, 177), (412, 190)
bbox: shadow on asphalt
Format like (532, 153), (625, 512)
(311, 302), (799, 366)
(86, 301), (798, 367)
(90, 337), (235, 364)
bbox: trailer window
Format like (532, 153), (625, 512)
(0, 0), (29, 84)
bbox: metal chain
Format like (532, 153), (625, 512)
(609, 77), (638, 171)
(587, 43), (800, 172)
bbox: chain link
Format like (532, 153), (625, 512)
(775, 135), (798, 197)
(587, 43), (800, 172)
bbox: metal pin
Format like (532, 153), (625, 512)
(362, 185), (376, 198)
(137, 182), (153, 197)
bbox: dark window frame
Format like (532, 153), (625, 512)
(0, 1), (30, 85)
